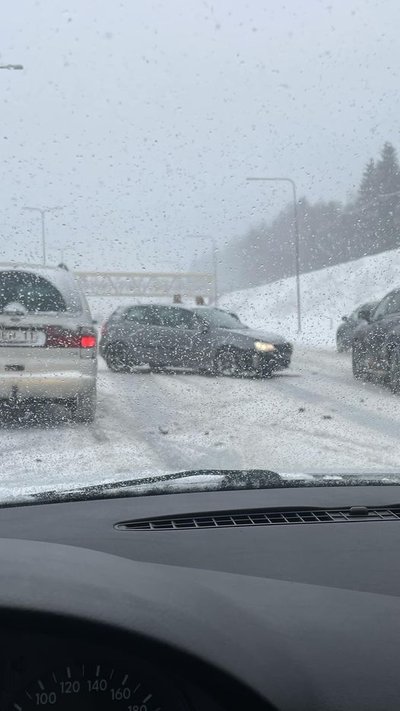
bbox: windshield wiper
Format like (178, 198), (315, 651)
(25, 469), (280, 505)
(8, 469), (400, 507)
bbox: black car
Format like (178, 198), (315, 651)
(100, 304), (292, 378)
(336, 301), (377, 352)
(352, 289), (400, 392)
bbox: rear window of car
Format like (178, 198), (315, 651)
(0, 271), (67, 313)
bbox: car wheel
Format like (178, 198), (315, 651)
(258, 362), (274, 379)
(104, 343), (131, 373)
(215, 349), (241, 377)
(198, 365), (215, 376)
(70, 386), (97, 424)
(389, 347), (400, 394)
(352, 342), (367, 380)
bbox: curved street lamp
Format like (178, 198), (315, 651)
(23, 206), (64, 266)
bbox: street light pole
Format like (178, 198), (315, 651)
(246, 176), (302, 333)
(40, 210), (46, 265)
(210, 236), (218, 305)
(22, 206), (63, 266)
(188, 234), (219, 305)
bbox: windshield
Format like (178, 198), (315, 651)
(194, 308), (245, 329)
(2, 1), (400, 505)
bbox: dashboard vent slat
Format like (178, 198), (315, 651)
(114, 506), (400, 532)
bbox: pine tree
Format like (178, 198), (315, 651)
(375, 141), (400, 196)
(356, 157), (379, 254)
(358, 158), (376, 204)
(355, 144), (400, 252)
(192, 141), (400, 293)
(373, 142), (400, 248)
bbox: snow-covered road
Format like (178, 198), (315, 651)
(1, 348), (400, 499)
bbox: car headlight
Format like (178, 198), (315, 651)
(254, 341), (276, 352)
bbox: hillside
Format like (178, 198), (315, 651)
(220, 248), (400, 349)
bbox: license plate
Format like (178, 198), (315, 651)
(0, 328), (45, 346)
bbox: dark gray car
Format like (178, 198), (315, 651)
(100, 304), (292, 377)
(336, 301), (377, 352)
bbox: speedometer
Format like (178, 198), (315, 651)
(9, 660), (186, 710)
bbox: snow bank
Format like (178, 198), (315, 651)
(220, 248), (400, 349)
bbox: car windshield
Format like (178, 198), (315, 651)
(193, 308), (245, 329)
(2, 1), (400, 505)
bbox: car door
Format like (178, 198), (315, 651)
(135, 306), (193, 367)
(361, 292), (400, 371)
(117, 305), (161, 364)
(121, 307), (200, 367)
(159, 308), (201, 368)
(151, 308), (214, 369)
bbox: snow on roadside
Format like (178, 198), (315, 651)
(219, 247), (400, 349)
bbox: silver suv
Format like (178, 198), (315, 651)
(0, 264), (97, 422)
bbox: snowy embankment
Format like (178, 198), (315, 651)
(220, 248), (400, 349)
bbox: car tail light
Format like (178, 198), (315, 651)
(80, 334), (97, 349)
(45, 327), (97, 351)
(79, 329), (97, 359)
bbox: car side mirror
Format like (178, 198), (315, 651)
(358, 308), (372, 323)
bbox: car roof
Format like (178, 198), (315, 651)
(0, 263), (76, 283)
(122, 304), (228, 315)
(0, 262), (68, 272)
(360, 300), (377, 308)
(124, 303), (197, 311)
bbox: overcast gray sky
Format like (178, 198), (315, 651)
(0, 0), (399, 272)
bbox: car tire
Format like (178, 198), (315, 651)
(389, 347), (400, 394)
(352, 342), (367, 380)
(258, 362), (274, 379)
(198, 365), (215, 376)
(104, 343), (131, 373)
(215, 348), (241, 377)
(70, 386), (97, 424)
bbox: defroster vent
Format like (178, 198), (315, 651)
(114, 505), (400, 531)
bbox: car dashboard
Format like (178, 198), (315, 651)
(0, 485), (400, 709)
(0, 630), (220, 710)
